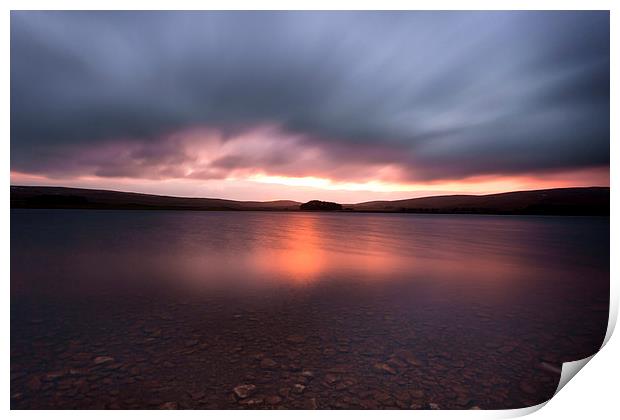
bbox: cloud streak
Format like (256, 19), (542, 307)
(10, 11), (609, 196)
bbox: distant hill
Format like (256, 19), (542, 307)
(300, 200), (343, 211)
(10, 186), (300, 211)
(11, 185), (609, 215)
(350, 187), (609, 216)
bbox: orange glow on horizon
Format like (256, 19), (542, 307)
(10, 166), (609, 203)
(244, 172), (605, 195)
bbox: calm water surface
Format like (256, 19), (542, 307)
(11, 210), (609, 409)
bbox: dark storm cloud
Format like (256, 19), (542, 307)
(10, 11), (609, 182)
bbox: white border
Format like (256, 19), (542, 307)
(4, 2), (617, 419)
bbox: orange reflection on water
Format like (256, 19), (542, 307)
(12, 209), (606, 301)
(253, 215), (326, 283)
(143, 212), (563, 294)
(250, 214), (410, 285)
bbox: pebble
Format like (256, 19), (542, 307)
(395, 350), (422, 367)
(188, 391), (206, 400)
(265, 395), (282, 405)
(239, 397), (263, 406)
(233, 384), (257, 399)
(409, 389), (424, 399)
(44, 370), (67, 381)
(260, 358), (278, 369)
(304, 397), (318, 409)
(373, 362), (397, 375)
(286, 335), (305, 344)
(324, 373), (340, 384)
(93, 356), (115, 365)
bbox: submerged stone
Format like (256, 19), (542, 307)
(233, 384), (257, 399)
(93, 356), (115, 365)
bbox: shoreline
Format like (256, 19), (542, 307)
(11, 185), (610, 216)
(10, 206), (611, 217)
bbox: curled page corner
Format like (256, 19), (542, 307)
(510, 355), (596, 416)
(553, 355), (595, 396)
(502, 340), (609, 417)
(602, 294), (617, 348)
(499, 356), (595, 418)
(500, 401), (548, 418)
(521, 289), (619, 414)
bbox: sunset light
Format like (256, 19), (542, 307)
(10, 9), (610, 412)
(11, 165), (609, 203)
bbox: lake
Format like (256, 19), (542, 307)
(10, 210), (609, 409)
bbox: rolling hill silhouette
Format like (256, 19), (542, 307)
(11, 186), (609, 215)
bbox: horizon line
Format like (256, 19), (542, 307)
(10, 184), (610, 206)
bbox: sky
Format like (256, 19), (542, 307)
(10, 11), (609, 203)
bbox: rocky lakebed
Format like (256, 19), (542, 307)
(10, 283), (608, 410)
